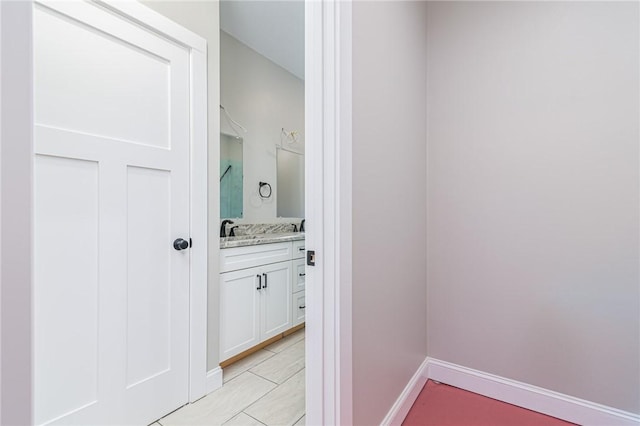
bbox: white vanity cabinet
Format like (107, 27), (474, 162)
(219, 267), (261, 360)
(260, 261), (293, 339)
(292, 239), (306, 259)
(292, 258), (306, 291)
(292, 290), (306, 327)
(291, 241), (306, 326)
(220, 242), (298, 362)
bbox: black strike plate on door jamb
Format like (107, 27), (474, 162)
(306, 250), (316, 266)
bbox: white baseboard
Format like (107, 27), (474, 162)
(426, 358), (640, 426)
(380, 358), (429, 426)
(206, 367), (223, 395)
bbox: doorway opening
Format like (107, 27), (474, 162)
(159, 2), (308, 424)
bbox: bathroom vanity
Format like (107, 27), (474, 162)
(219, 232), (305, 363)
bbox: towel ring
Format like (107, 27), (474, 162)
(259, 182), (272, 199)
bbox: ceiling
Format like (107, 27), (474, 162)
(220, 1), (305, 80)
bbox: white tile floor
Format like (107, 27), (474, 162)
(158, 329), (305, 426)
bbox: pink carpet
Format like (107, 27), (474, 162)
(402, 380), (575, 426)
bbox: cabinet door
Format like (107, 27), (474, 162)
(292, 291), (306, 326)
(261, 261), (292, 340)
(220, 267), (261, 361)
(292, 258), (306, 293)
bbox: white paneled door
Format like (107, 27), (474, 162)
(34, 2), (191, 425)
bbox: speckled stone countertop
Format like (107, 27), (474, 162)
(220, 222), (305, 248)
(226, 223), (298, 236)
(220, 232), (305, 249)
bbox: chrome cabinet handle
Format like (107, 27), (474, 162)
(256, 275), (261, 290)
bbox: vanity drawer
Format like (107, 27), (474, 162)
(292, 239), (306, 259)
(292, 258), (305, 292)
(292, 290), (306, 326)
(220, 242), (292, 273)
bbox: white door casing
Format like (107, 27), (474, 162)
(33, 1), (207, 424)
(305, 0), (353, 424)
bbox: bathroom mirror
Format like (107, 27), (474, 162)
(220, 132), (243, 218)
(220, 23), (304, 221)
(277, 148), (305, 217)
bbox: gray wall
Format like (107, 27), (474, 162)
(141, 0), (222, 371)
(426, 1), (640, 414)
(1, 2), (33, 424)
(352, 2), (428, 424)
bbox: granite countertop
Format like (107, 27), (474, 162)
(220, 232), (305, 249)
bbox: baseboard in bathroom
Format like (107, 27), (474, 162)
(380, 358), (429, 426)
(205, 367), (223, 395)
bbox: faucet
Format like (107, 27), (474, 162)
(229, 226), (239, 237)
(300, 219), (305, 232)
(220, 219), (234, 237)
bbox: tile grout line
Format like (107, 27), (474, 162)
(219, 374), (280, 426)
(237, 372), (284, 424)
(245, 367), (306, 407)
(224, 350), (277, 385)
(247, 339), (305, 384)
(244, 337), (306, 417)
(249, 345), (306, 385)
(243, 370), (294, 409)
(257, 364), (305, 386)
(262, 332), (305, 354)
(251, 372), (280, 386)
(243, 368), (307, 426)
(167, 334), (306, 426)
(246, 370), (279, 385)
(242, 411), (268, 426)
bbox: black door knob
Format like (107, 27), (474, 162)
(173, 238), (189, 251)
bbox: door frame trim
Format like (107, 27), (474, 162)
(305, 1), (353, 424)
(93, 0), (210, 404)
